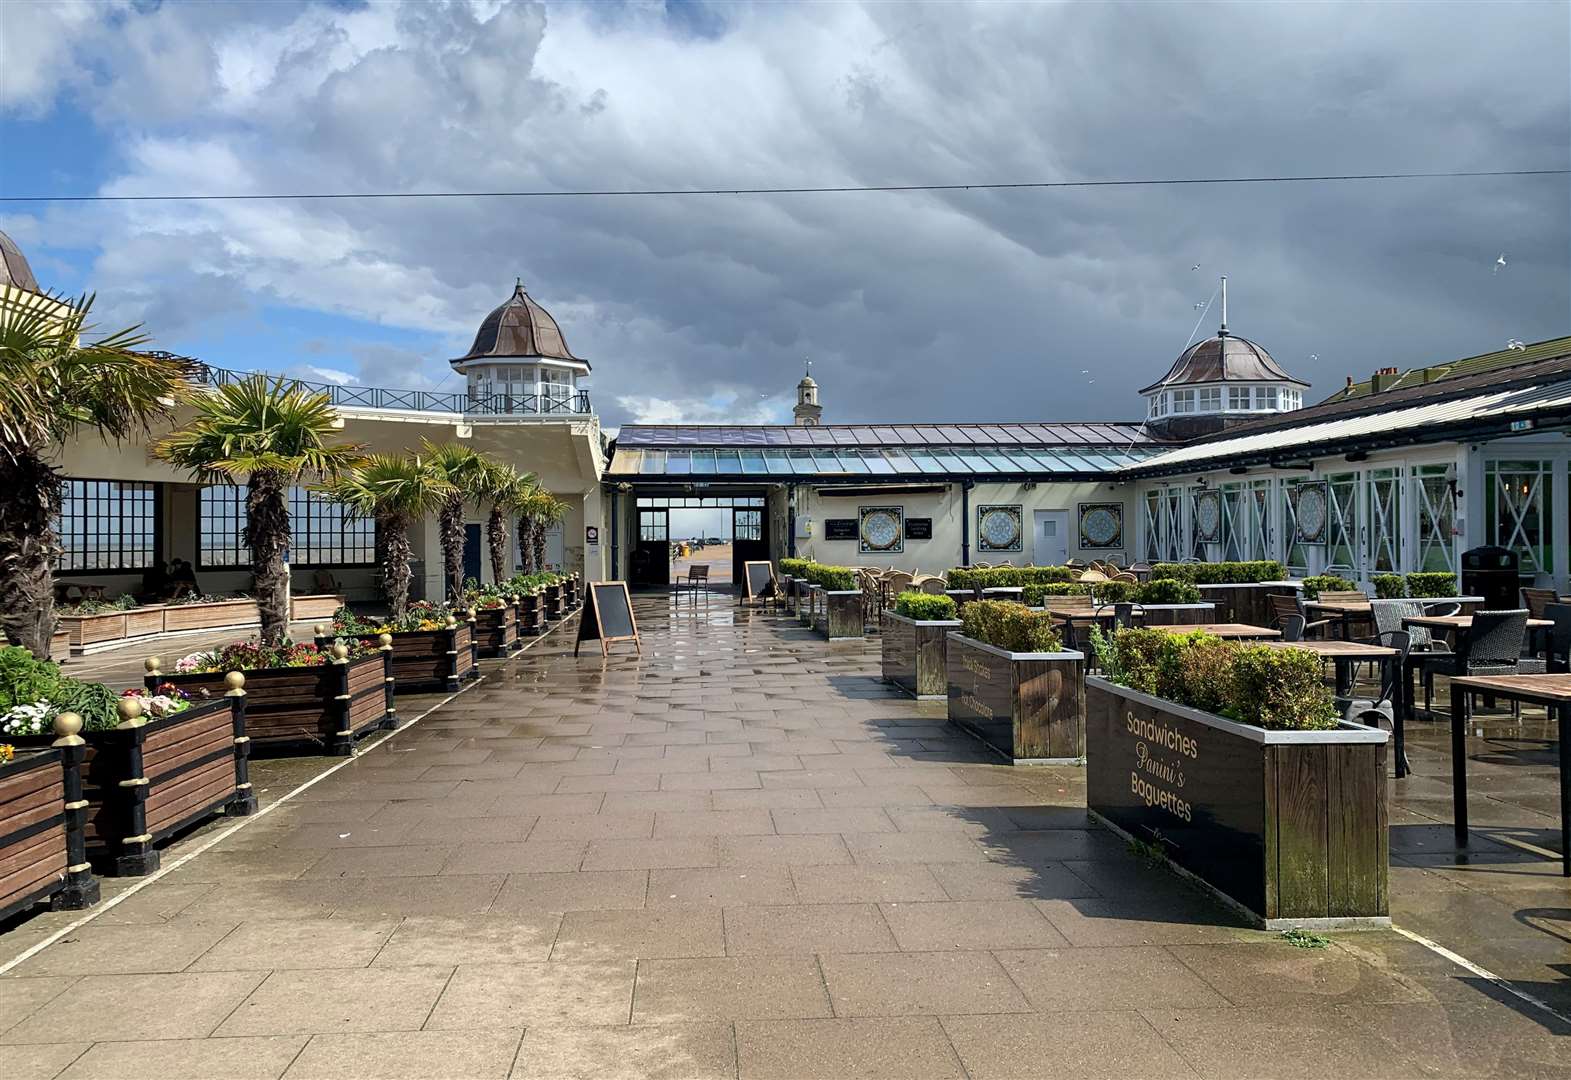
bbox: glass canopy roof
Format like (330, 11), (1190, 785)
(607, 445), (1160, 478)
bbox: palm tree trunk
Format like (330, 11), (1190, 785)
(487, 508), (508, 586)
(0, 452), (63, 658)
(246, 471), (291, 645)
(530, 517), (548, 574)
(380, 512), (413, 620)
(516, 514), (534, 575)
(439, 494), (465, 601)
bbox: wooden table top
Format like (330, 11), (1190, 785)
(1262, 639), (1397, 659)
(1304, 600), (1373, 613)
(1450, 674), (1571, 706)
(1153, 623), (1281, 639)
(1403, 615), (1553, 631)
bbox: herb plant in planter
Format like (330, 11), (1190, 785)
(1085, 627), (1389, 927)
(152, 638), (390, 755)
(945, 600), (1084, 762)
(882, 591), (961, 699)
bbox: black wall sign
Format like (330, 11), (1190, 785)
(907, 518), (933, 540)
(576, 581), (642, 657)
(824, 519), (858, 540)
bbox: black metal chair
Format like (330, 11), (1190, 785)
(1412, 609), (1530, 719)
(1278, 613), (1307, 642)
(1543, 603), (1571, 674)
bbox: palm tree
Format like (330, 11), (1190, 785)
(517, 487), (569, 575)
(0, 292), (193, 657)
(478, 461), (537, 588)
(420, 440), (487, 601)
(319, 454), (454, 620)
(157, 376), (363, 643)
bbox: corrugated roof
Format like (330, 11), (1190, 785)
(614, 422), (1164, 448)
(1127, 376), (1571, 475)
(1322, 335), (1571, 402)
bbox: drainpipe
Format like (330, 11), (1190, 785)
(787, 484), (797, 558)
(609, 488), (620, 580)
(961, 480), (974, 567)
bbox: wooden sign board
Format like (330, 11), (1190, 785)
(576, 581), (642, 657)
(742, 561), (777, 601)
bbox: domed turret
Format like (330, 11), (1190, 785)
(1140, 277), (1307, 438)
(794, 363), (822, 426)
(453, 280), (591, 415)
(0, 230), (41, 294)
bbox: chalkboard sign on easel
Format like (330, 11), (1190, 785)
(576, 581), (642, 657)
(742, 560), (777, 602)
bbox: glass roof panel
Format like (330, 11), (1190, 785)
(664, 451), (691, 475)
(980, 451), (1021, 471)
(688, 451), (716, 473)
(639, 450), (667, 474)
(764, 451), (794, 475)
(905, 451), (944, 474)
(840, 451), (872, 473)
(713, 450), (742, 473)
(812, 450), (845, 472)
(861, 451), (895, 474)
(740, 451), (768, 474)
(608, 449), (641, 475)
(956, 451), (991, 471)
(882, 450), (917, 472)
(926, 449), (968, 473)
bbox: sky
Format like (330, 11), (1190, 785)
(2, 0), (1567, 434)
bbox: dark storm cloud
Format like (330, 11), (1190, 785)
(4, 0), (1566, 428)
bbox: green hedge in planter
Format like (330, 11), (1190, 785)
(1300, 574), (1358, 600)
(893, 592), (957, 620)
(1371, 574), (1406, 600)
(1021, 579), (1200, 607)
(1149, 561), (1285, 584)
(959, 600), (1063, 653)
(780, 558), (811, 578)
(1406, 572), (1459, 597)
(947, 566), (1077, 591)
(803, 563), (858, 591)
(1022, 582), (1093, 605)
(1136, 578), (1202, 604)
(1095, 626), (1337, 731)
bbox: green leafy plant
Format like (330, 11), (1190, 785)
(948, 566), (1076, 591)
(0, 645), (125, 734)
(1280, 928), (1331, 949)
(1136, 578), (1201, 605)
(1022, 582), (1094, 605)
(165, 592), (249, 606)
(780, 558), (811, 578)
(1405, 572), (1458, 598)
(174, 638), (374, 675)
(1227, 645), (1338, 730)
(797, 562), (857, 591)
(1102, 627), (1170, 694)
(1149, 561), (1285, 585)
(1165, 632), (1235, 715)
(1300, 574), (1358, 600)
(893, 592), (957, 620)
(1371, 574), (1406, 600)
(58, 595), (140, 615)
(959, 600), (1063, 653)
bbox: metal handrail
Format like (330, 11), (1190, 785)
(187, 361), (592, 417)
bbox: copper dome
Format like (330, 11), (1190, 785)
(1139, 333), (1306, 395)
(0, 230), (41, 294)
(452, 281), (588, 368)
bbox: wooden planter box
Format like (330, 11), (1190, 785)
(882, 612), (961, 699)
(800, 585), (821, 628)
(816, 590), (864, 640)
(49, 628), (71, 661)
(562, 575), (579, 611)
(1139, 603), (1217, 626)
(163, 598), (262, 633)
(0, 745), (98, 921)
(13, 696), (252, 876)
(318, 626), (476, 693)
(1085, 676), (1390, 928)
(1194, 583), (1300, 626)
(946, 633), (1084, 763)
(149, 652), (391, 756)
(544, 582), (564, 622)
(474, 605), (520, 658)
(516, 593), (545, 638)
(59, 607), (167, 650)
(291, 594), (345, 622)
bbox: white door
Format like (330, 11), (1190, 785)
(546, 521), (565, 571)
(1032, 510), (1069, 565)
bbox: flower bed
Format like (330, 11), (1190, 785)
(151, 640), (390, 755)
(1085, 627), (1389, 927)
(882, 593), (960, 699)
(0, 737), (98, 921)
(54, 594), (300, 655)
(322, 606), (476, 694)
(945, 601), (1084, 762)
(470, 598), (520, 658)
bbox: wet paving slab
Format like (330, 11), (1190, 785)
(2, 593), (1569, 1078)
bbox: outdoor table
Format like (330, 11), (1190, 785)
(1264, 639), (1407, 775)
(1402, 614), (1553, 635)
(1448, 674), (1570, 876)
(1151, 622), (1281, 639)
(981, 587), (1026, 602)
(1304, 600), (1374, 641)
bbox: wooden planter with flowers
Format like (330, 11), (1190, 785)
(0, 730), (99, 921)
(321, 623), (477, 694)
(148, 641), (392, 756)
(544, 582), (565, 623)
(516, 592), (545, 638)
(1084, 629), (1389, 928)
(472, 601), (521, 658)
(7, 689), (253, 877)
(162, 597), (263, 634)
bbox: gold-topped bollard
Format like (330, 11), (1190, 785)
(224, 670), (257, 816)
(225, 670), (247, 696)
(314, 623), (329, 638)
(115, 696), (147, 730)
(51, 710), (85, 747)
(144, 656), (163, 678)
(377, 634), (397, 730)
(330, 641), (350, 662)
(49, 709), (100, 909)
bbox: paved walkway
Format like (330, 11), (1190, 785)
(3, 597), (1570, 1077)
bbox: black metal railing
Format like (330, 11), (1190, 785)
(190, 362), (592, 417)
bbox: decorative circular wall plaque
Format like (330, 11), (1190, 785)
(1294, 484), (1328, 543)
(860, 508), (902, 552)
(979, 506), (1022, 551)
(1194, 491), (1221, 542)
(1081, 506), (1121, 548)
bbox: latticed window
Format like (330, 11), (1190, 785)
(1412, 465), (1457, 574)
(56, 479), (158, 571)
(1485, 460), (1553, 574)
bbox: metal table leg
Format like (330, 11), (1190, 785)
(1391, 654), (1408, 779)
(1452, 688), (1469, 848)
(1559, 702), (1570, 877)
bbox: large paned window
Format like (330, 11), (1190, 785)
(1412, 465), (1457, 574)
(734, 509), (763, 541)
(1485, 460), (1553, 574)
(1282, 483), (1308, 574)
(1326, 472), (1360, 574)
(1365, 468), (1401, 573)
(56, 479), (158, 572)
(199, 486), (376, 568)
(1220, 483), (1246, 561)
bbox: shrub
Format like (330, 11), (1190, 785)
(175, 638), (375, 674)
(1300, 574), (1358, 600)
(1136, 578), (1201, 605)
(1405, 572), (1458, 598)
(948, 566), (1076, 591)
(960, 600), (1063, 653)
(893, 592), (958, 620)
(1150, 561), (1285, 585)
(1022, 582), (1094, 605)
(59, 595), (139, 615)
(0, 645), (124, 735)
(780, 558), (811, 578)
(1371, 574), (1406, 600)
(804, 564), (858, 591)
(1228, 645), (1338, 730)
(1165, 633), (1235, 715)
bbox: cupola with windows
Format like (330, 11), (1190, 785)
(451, 279), (591, 416)
(1139, 277), (1308, 439)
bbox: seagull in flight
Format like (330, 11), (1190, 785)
(1495, 253), (1508, 274)
(1190, 264), (1201, 271)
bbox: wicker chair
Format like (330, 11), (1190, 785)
(1544, 603), (1571, 674)
(1412, 609), (1530, 718)
(915, 575), (948, 596)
